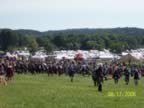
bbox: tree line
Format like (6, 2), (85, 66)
(0, 28), (144, 54)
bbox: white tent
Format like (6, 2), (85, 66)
(18, 52), (30, 56)
(31, 55), (46, 61)
(98, 51), (114, 59)
(130, 53), (144, 60)
(5, 52), (18, 58)
(55, 54), (74, 60)
(5, 52), (12, 57)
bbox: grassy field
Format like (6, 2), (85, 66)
(0, 74), (144, 108)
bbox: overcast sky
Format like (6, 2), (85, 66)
(0, 0), (144, 31)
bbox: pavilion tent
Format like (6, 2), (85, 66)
(117, 54), (140, 63)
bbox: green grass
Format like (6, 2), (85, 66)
(0, 74), (144, 108)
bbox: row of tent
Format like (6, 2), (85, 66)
(1, 50), (117, 61)
(1, 50), (144, 63)
(53, 50), (118, 60)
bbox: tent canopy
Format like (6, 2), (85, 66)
(117, 54), (140, 63)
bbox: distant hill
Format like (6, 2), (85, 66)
(15, 29), (43, 37)
(1, 27), (144, 37)
(45, 27), (144, 36)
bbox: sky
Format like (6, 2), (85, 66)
(0, 0), (144, 31)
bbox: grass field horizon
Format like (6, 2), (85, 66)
(0, 74), (144, 108)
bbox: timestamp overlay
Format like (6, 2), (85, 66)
(107, 91), (136, 97)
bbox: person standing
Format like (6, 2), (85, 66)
(6, 63), (15, 80)
(133, 66), (139, 86)
(92, 66), (98, 87)
(113, 66), (120, 84)
(68, 62), (75, 82)
(93, 65), (103, 92)
(124, 67), (130, 85)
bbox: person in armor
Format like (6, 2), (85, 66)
(58, 64), (63, 76)
(103, 63), (108, 80)
(133, 66), (139, 86)
(113, 66), (120, 84)
(48, 64), (53, 76)
(92, 66), (98, 87)
(6, 63), (14, 80)
(124, 67), (130, 85)
(0, 63), (6, 76)
(68, 62), (75, 82)
(81, 64), (89, 76)
(92, 65), (103, 92)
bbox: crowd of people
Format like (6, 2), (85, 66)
(92, 63), (141, 92)
(0, 57), (143, 92)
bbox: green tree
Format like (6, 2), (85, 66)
(26, 36), (38, 54)
(0, 29), (19, 51)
